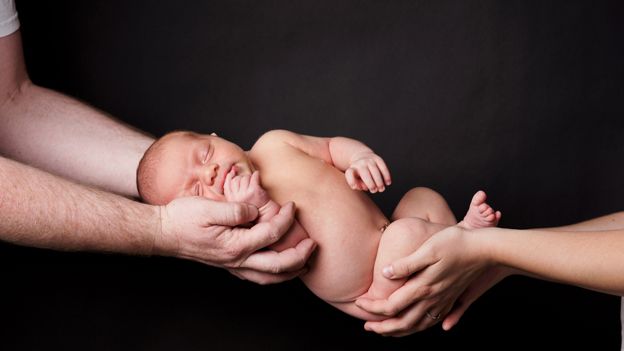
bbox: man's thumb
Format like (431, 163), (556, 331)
(209, 201), (259, 226)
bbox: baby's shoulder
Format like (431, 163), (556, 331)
(251, 129), (299, 152)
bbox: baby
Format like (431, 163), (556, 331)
(137, 130), (501, 320)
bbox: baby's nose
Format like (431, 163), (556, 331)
(202, 164), (218, 185)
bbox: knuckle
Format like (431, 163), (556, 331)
(231, 205), (246, 222)
(415, 285), (433, 299)
(267, 227), (281, 242)
(382, 307), (397, 316)
(394, 321), (410, 333)
(269, 264), (283, 274)
(225, 246), (244, 262)
(389, 305), (401, 315)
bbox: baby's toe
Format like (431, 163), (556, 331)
(481, 208), (494, 217)
(478, 203), (490, 213)
(471, 191), (487, 206)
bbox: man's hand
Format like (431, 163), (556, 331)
(345, 151), (391, 193)
(155, 196), (316, 284)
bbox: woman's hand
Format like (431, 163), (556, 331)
(356, 226), (504, 336)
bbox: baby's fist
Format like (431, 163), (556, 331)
(345, 151), (391, 193)
(224, 169), (270, 208)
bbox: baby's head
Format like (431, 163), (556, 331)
(137, 131), (255, 205)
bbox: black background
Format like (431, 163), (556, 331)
(2, 0), (623, 350)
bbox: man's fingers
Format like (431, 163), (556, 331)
(231, 202), (296, 254)
(204, 200), (259, 226)
(239, 237), (316, 273)
(229, 267), (307, 285)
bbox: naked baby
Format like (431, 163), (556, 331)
(137, 130), (501, 320)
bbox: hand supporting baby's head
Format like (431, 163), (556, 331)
(137, 131), (257, 205)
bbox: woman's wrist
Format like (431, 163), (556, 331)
(468, 227), (502, 269)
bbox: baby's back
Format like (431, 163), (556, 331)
(249, 132), (388, 303)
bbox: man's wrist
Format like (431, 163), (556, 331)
(151, 204), (179, 257)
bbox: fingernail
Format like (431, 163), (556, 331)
(382, 265), (394, 278)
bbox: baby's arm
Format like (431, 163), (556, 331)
(224, 169), (280, 222)
(255, 130), (391, 193)
(224, 168), (309, 252)
(328, 137), (392, 193)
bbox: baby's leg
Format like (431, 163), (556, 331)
(459, 190), (502, 229)
(392, 187), (457, 225)
(329, 218), (445, 321)
(365, 218), (447, 304)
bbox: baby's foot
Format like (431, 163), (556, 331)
(458, 190), (501, 229)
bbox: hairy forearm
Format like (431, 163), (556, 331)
(0, 82), (153, 197)
(479, 227), (624, 295)
(327, 137), (373, 171)
(0, 155), (159, 254)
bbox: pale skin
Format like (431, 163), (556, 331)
(0, 30), (315, 283)
(138, 129), (501, 320)
(356, 212), (624, 336)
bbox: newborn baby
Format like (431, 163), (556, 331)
(137, 129), (501, 320)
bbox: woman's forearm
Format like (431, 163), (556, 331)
(480, 227), (624, 295)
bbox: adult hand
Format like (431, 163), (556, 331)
(356, 226), (502, 336)
(155, 196), (316, 284)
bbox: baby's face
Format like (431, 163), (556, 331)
(149, 132), (254, 204)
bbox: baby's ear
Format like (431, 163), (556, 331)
(210, 132), (218, 136)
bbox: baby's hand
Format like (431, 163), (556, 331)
(224, 169), (270, 208)
(345, 151), (391, 193)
